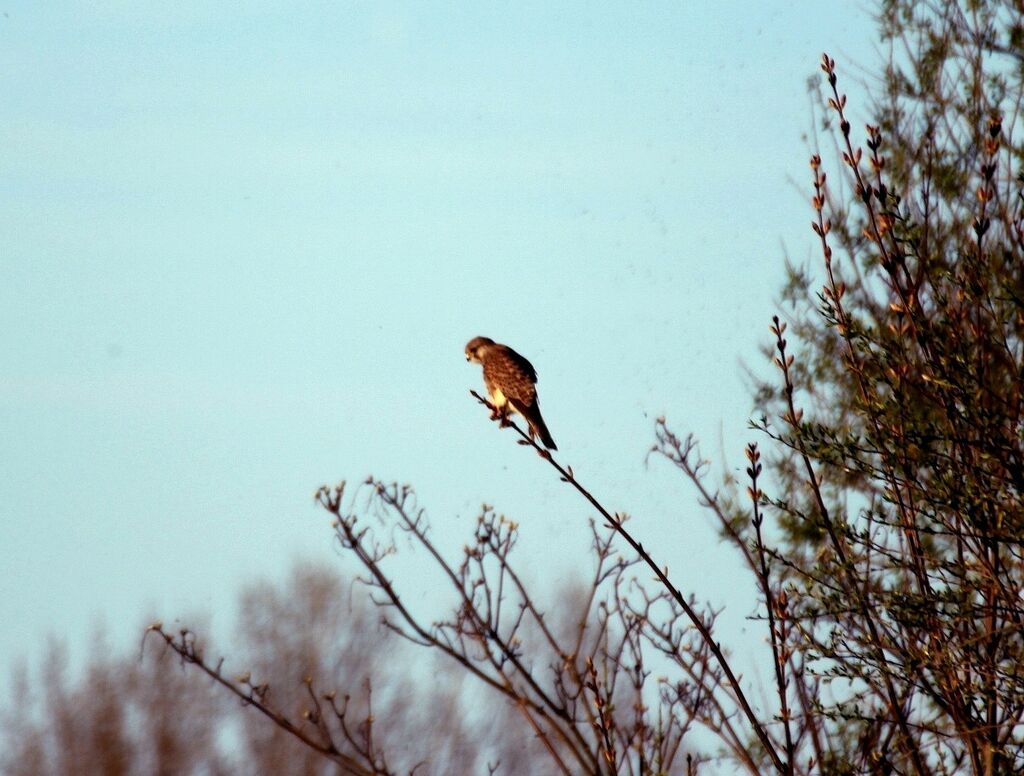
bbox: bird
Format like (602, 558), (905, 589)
(465, 336), (557, 450)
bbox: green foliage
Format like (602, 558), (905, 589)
(748, 1), (1024, 772)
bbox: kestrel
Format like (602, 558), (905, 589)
(465, 336), (558, 450)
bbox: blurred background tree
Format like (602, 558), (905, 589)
(2, 564), (542, 775)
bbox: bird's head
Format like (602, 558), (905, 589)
(465, 336), (495, 363)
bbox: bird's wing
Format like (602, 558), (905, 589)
(486, 354), (537, 406)
(498, 345), (538, 383)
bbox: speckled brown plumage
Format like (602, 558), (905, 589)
(465, 336), (557, 450)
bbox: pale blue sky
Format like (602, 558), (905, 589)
(1, 2), (876, 695)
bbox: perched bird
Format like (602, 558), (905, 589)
(465, 336), (558, 450)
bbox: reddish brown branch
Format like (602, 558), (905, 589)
(469, 390), (787, 774)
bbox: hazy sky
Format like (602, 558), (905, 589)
(1, 2), (877, 695)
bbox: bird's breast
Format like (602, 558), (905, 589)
(489, 386), (509, 409)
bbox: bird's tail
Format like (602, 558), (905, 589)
(510, 398), (558, 450)
(530, 410), (558, 451)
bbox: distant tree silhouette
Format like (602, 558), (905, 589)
(2, 565), (537, 776)
(2, 629), (229, 776)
